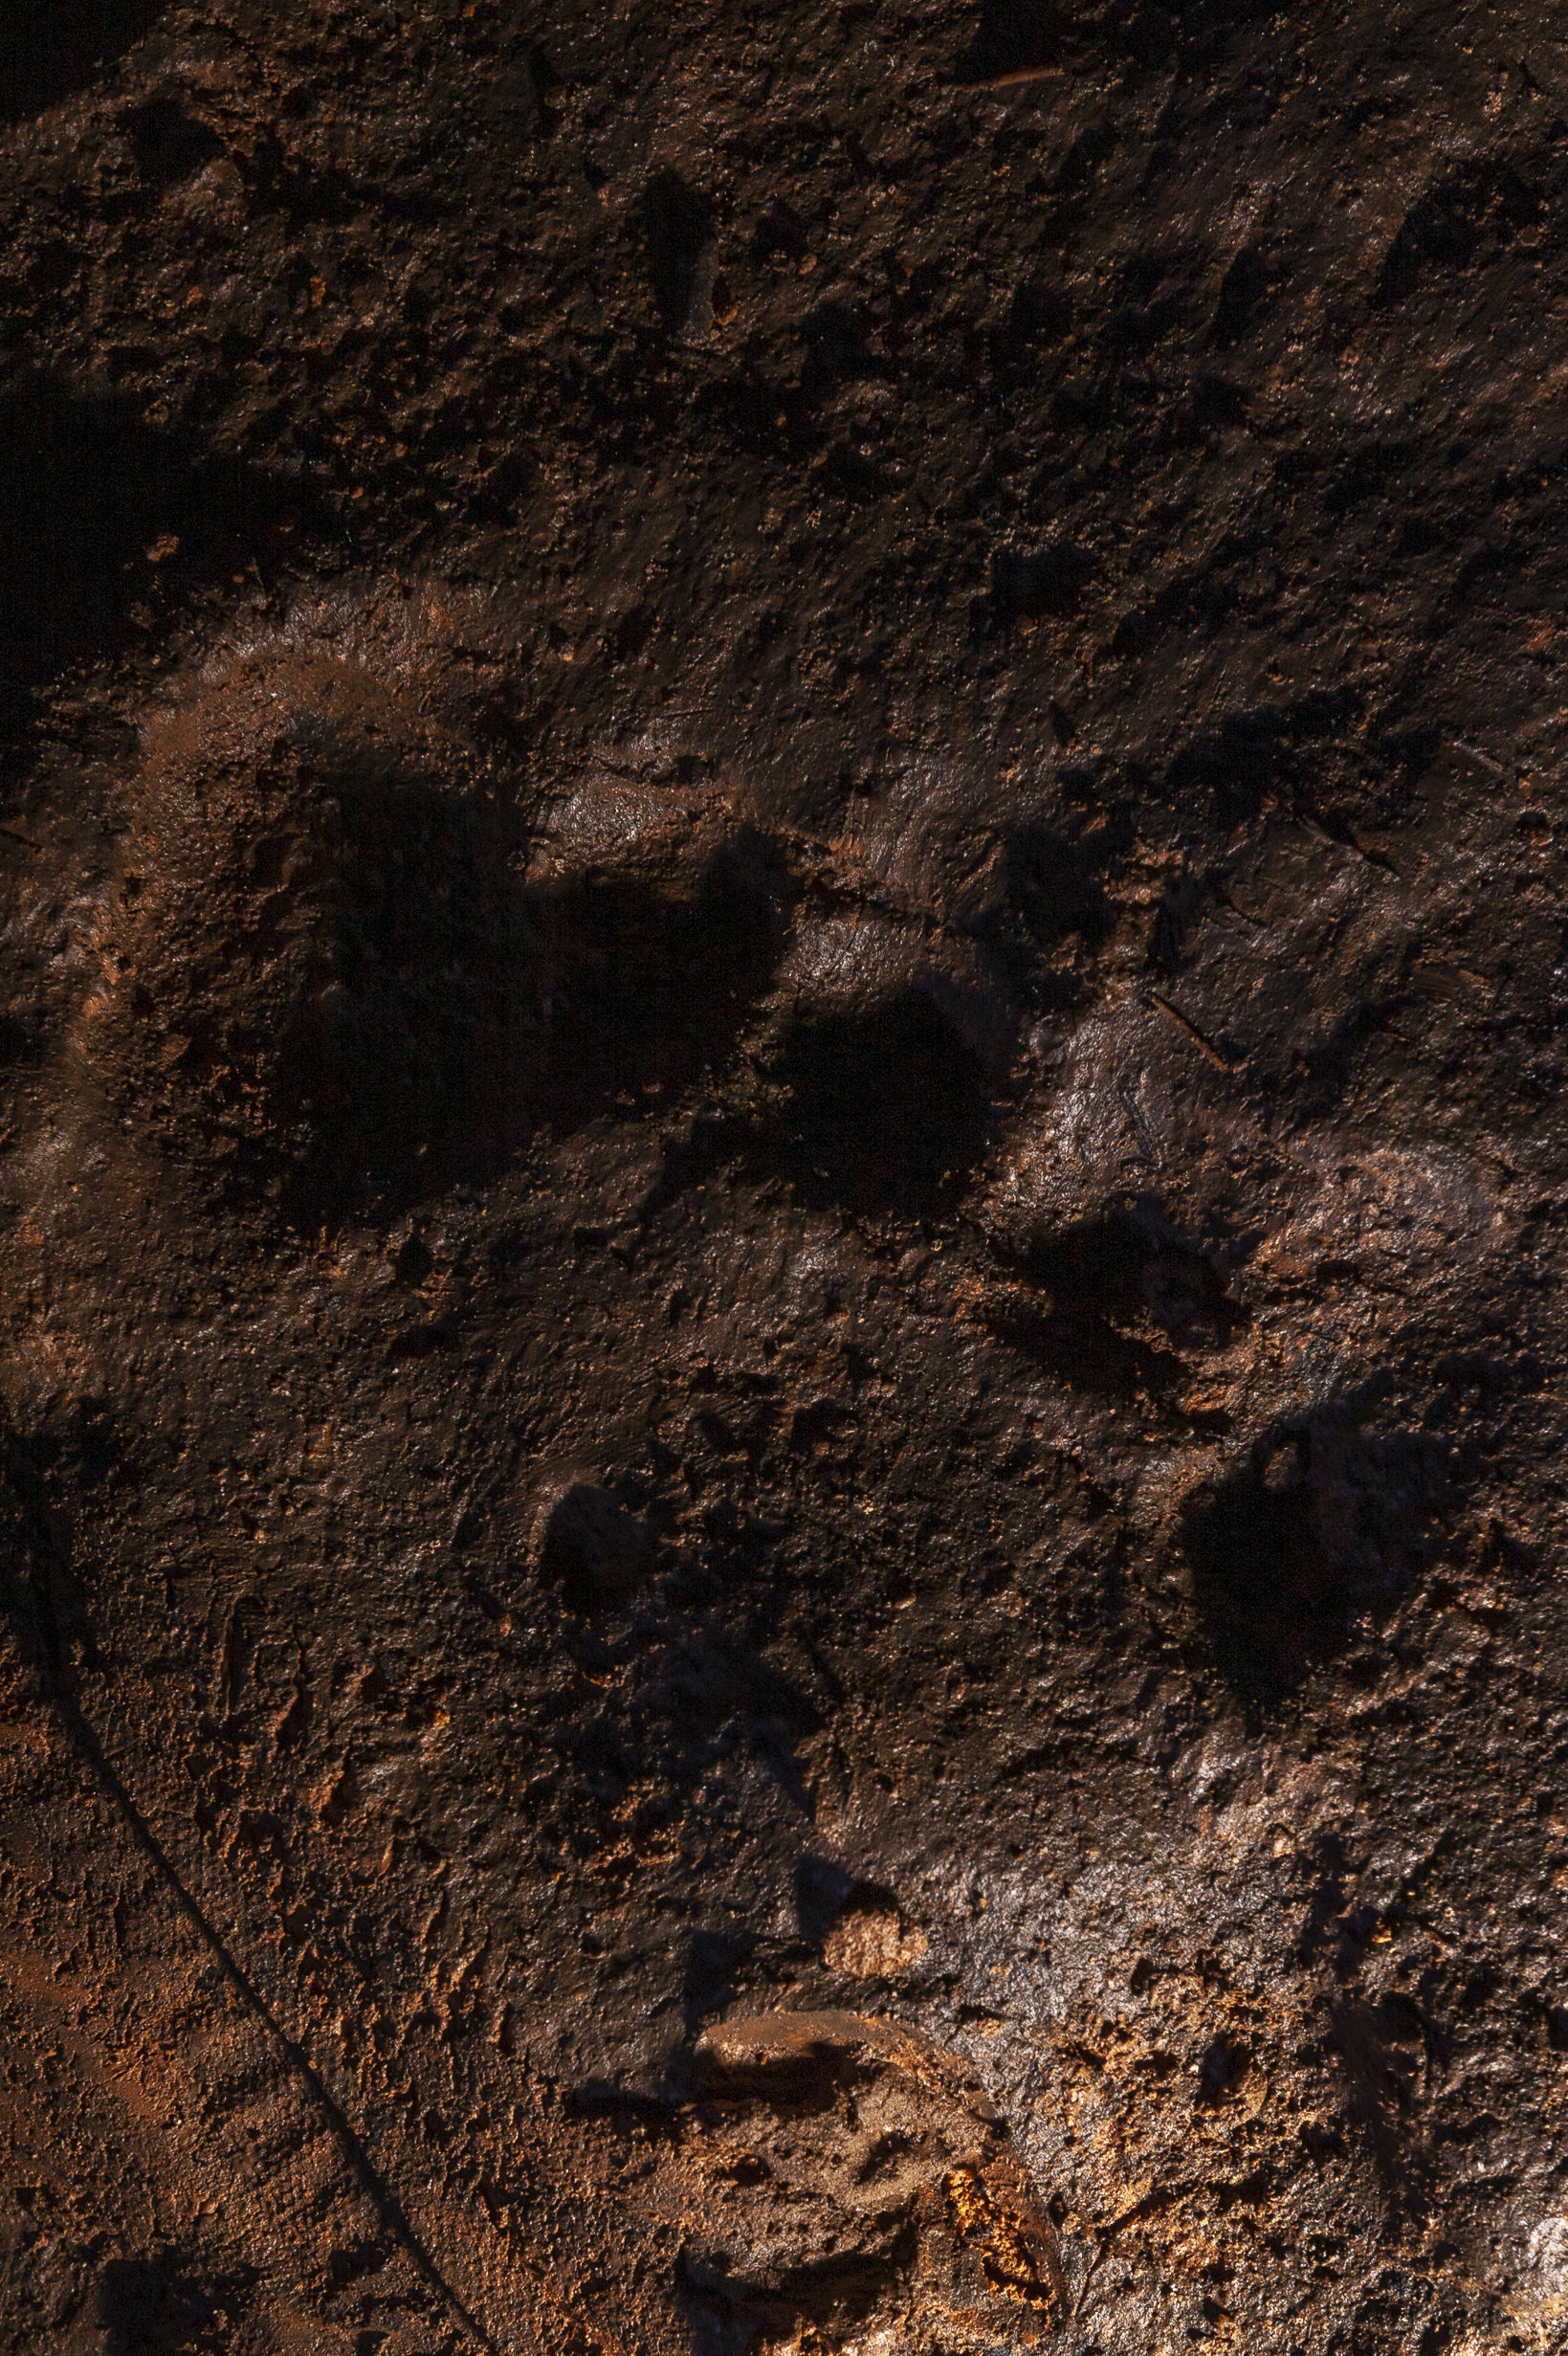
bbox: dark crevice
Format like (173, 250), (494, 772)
(0, 371), (322, 761)
(0, 0), (163, 122)
(742, 989), (994, 1217)
(1181, 1399), (1450, 1703)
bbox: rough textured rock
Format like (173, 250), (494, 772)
(3, 1), (1568, 2352)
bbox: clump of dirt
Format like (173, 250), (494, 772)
(821, 1896), (929, 1980)
(77, 641), (523, 1215)
(667, 2011), (1062, 2351)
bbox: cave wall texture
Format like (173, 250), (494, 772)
(4, 0), (1568, 2350)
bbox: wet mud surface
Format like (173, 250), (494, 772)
(4, 1), (1568, 2350)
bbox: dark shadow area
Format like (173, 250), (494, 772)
(641, 169), (713, 333)
(267, 783), (528, 1222)
(956, 0), (1278, 83)
(126, 88), (226, 182)
(983, 1205), (1244, 1396)
(93, 722), (531, 1224)
(751, 198), (809, 270)
(981, 1279), (1184, 1393)
(97, 2252), (249, 2356)
(1323, 436), (1418, 520)
(0, 0), (162, 122)
(683, 1927), (760, 2037)
(1160, 691), (1362, 827)
(1194, 2034), (1250, 2108)
(991, 539), (1097, 620)
(641, 1628), (820, 1814)
(1182, 1400), (1449, 1704)
(742, 989), (993, 1218)
(94, 731), (787, 1221)
(1210, 241), (1286, 346)
(1378, 160), (1543, 306)
(970, 816), (1117, 1013)
(532, 833), (784, 1129)
(992, 278), (1074, 361)
(1327, 1993), (1443, 2189)
(536, 1481), (657, 1613)
(795, 1855), (859, 1945)
(955, 0), (1071, 82)
(1008, 1207), (1161, 1310)
(0, 1402), (105, 1693)
(0, 372), (319, 758)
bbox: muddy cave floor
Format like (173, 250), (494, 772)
(7, 1), (1568, 2352)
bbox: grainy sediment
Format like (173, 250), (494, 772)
(3, 4), (1568, 2351)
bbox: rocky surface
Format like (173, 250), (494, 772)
(4, 1), (1568, 2351)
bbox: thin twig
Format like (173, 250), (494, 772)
(965, 63), (1066, 88)
(1147, 991), (1241, 1072)
(1072, 2191), (1171, 2321)
(1071, 2236), (1107, 2321)
(1450, 736), (1513, 780)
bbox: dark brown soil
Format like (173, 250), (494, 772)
(3, 1), (1568, 2351)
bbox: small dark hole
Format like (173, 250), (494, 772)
(128, 92), (226, 182)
